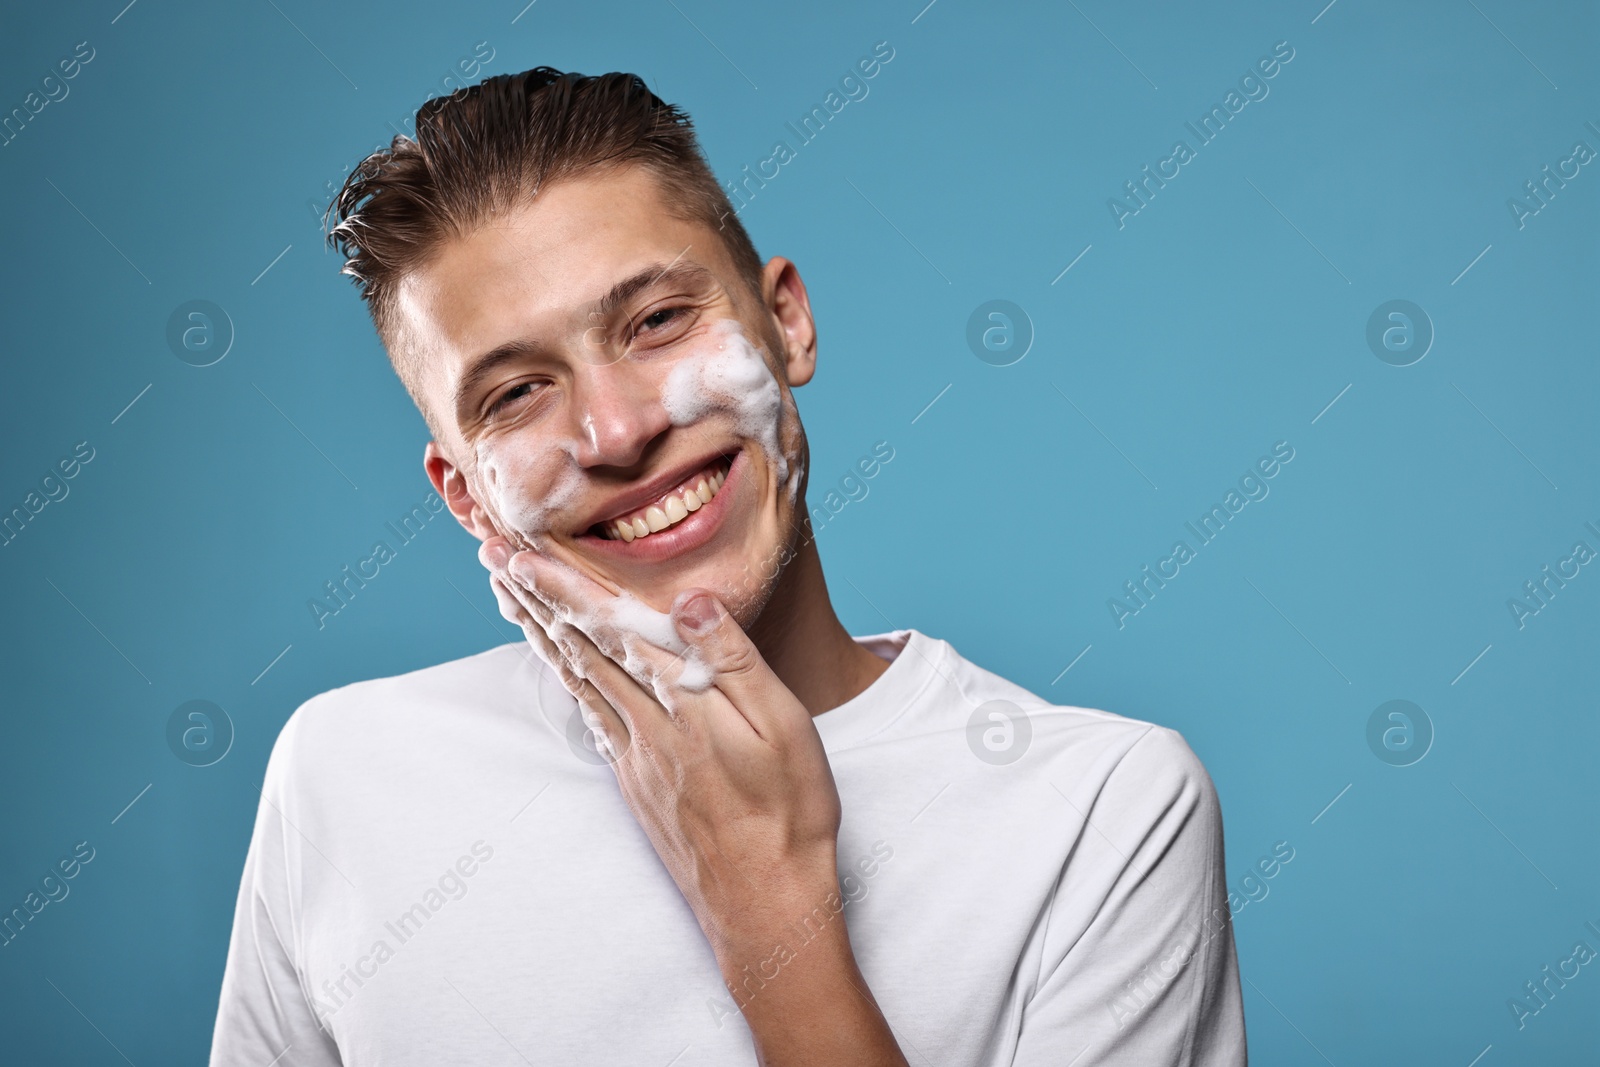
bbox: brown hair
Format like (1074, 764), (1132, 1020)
(326, 66), (764, 421)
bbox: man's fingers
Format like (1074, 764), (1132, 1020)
(669, 590), (788, 735)
(482, 539), (550, 622)
(478, 534), (513, 576)
(508, 551), (678, 689)
(486, 572), (632, 765)
(508, 549), (613, 622)
(496, 548), (745, 737)
(488, 553), (561, 666)
(545, 614), (667, 731)
(481, 538), (632, 758)
(491, 574), (574, 681)
(493, 548), (680, 743)
(488, 573), (533, 627)
(576, 691), (628, 765)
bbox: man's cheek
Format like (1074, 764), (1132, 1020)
(776, 400), (808, 503)
(662, 319), (796, 495)
(474, 435), (584, 540)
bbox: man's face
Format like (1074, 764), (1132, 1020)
(402, 164), (814, 621)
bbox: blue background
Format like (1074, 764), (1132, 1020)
(1, 0), (1596, 1062)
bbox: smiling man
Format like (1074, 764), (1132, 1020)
(210, 68), (1246, 1066)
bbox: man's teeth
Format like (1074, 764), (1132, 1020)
(607, 466), (727, 542)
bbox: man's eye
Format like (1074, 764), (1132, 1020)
(635, 306), (684, 336)
(490, 382), (535, 414)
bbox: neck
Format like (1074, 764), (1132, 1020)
(745, 531), (890, 717)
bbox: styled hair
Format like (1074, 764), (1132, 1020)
(325, 66), (764, 418)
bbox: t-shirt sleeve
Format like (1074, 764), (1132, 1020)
(1012, 725), (1246, 1066)
(210, 709), (343, 1067)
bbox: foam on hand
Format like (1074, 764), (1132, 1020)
(562, 581), (717, 697)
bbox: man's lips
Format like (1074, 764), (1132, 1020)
(575, 451), (745, 564)
(593, 458), (729, 542)
(578, 452), (732, 536)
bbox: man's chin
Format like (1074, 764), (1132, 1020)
(540, 523), (791, 630)
(587, 557), (774, 620)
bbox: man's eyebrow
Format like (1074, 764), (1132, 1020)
(452, 261), (719, 417)
(593, 260), (717, 319)
(453, 338), (540, 418)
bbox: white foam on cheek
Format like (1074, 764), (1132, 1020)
(474, 436), (584, 544)
(662, 319), (799, 499)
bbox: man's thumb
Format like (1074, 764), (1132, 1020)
(670, 590), (759, 682)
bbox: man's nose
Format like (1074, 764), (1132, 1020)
(571, 366), (673, 469)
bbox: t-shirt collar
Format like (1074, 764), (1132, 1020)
(811, 629), (944, 751)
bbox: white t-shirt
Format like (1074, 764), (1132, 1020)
(210, 630), (1246, 1065)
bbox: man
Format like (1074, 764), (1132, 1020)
(211, 67), (1246, 1066)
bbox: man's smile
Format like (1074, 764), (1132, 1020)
(588, 454), (732, 542)
(573, 449), (747, 564)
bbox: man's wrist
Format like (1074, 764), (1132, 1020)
(700, 857), (845, 971)
(715, 903), (907, 1067)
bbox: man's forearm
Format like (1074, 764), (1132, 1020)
(706, 873), (908, 1067)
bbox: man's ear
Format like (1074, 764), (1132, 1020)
(424, 440), (496, 542)
(762, 257), (817, 388)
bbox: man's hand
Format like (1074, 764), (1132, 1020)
(481, 535), (841, 947)
(479, 536), (908, 1066)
